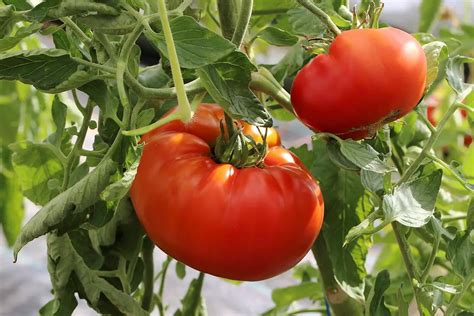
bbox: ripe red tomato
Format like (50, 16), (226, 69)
(142, 103), (281, 147)
(465, 135), (472, 147)
(426, 96), (440, 126)
(131, 111), (324, 281)
(291, 28), (427, 140)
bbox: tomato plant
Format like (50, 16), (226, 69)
(0, 0), (473, 315)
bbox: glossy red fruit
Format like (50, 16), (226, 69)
(291, 27), (427, 139)
(131, 105), (324, 281)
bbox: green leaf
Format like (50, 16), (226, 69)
(339, 140), (394, 174)
(9, 141), (64, 205)
(360, 170), (384, 193)
(344, 210), (382, 246)
(0, 48), (99, 93)
(295, 139), (371, 289)
(47, 232), (147, 315)
(24, 0), (60, 21)
(174, 273), (207, 316)
(197, 51), (272, 127)
(153, 15), (235, 69)
(271, 282), (321, 307)
(288, 7), (327, 36)
(327, 139), (360, 171)
(3, 0), (32, 10)
(383, 170), (442, 227)
(418, 0), (442, 32)
(0, 174), (24, 246)
(446, 56), (474, 96)
(365, 270), (391, 316)
(0, 80), (20, 145)
(25, 0), (120, 22)
(257, 26), (298, 46)
(101, 148), (142, 201)
(0, 23), (41, 52)
(52, 27), (81, 58)
(446, 230), (473, 278)
(77, 12), (136, 35)
(47, 96), (67, 147)
(0, 5), (16, 38)
(267, 105), (296, 121)
(175, 261), (186, 279)
(270, 43), (305, 82)
(423, 41), (448, 93)
(138, 64), (171, 89)
(39, 293), (77, 316)
(13, 159), (117, 260)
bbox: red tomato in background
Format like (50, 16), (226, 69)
(426, 95), (440, 126)
(131, 106), (324, 281)
(142, 103), (281, 147)
(291, 27), (427, 140)
(241, 121), (282, 147)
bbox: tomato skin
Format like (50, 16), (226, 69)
(142, 103), (281, 147)
(291, 28), (427, 140)
(131, 117), (324, 281)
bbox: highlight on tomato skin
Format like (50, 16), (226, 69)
(291, 27), (427, 140)
(130, 104), (324, 281)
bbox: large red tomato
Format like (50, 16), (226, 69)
(142, 103), (281, 147)
(131, 108), (324, 281)
(291, 28), (427, 140)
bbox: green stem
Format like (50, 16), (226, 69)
(250, 67), (294, 113)
(126, 75), (204, 100)
(416, 110), (436, 134)
(231, 0), (253, 47)
(122, 111), (181, 136)
(296, 0), (342, 36)
(72, 89), (86, 115)
(217, 0), (240, 40)
(78, 149), (105, 158)
(61, 17), (91, 45)
(445, 271), (473, 316)
(94, 32), (118, 63)
(421, 234), (440, 283)
(62, 100), (94, 190)
(427, 153), (474, 192)
(206, 3), (220, 27)
(311, 235), (363, 316)
(157, 0), (192, 122)
(118, 257), (131, 294)
(141, 238), (155, 312)
(392, 223), (424, 312)
(72, 57), (116, 74)
(442, 214), (467, 222)
(157, 256), (172, 316)
(117, 24), (143, 110)
(397, 103), (461, 185)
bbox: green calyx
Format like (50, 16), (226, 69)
(213, 114), (268, 169)
(352, 1), (384, 29)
